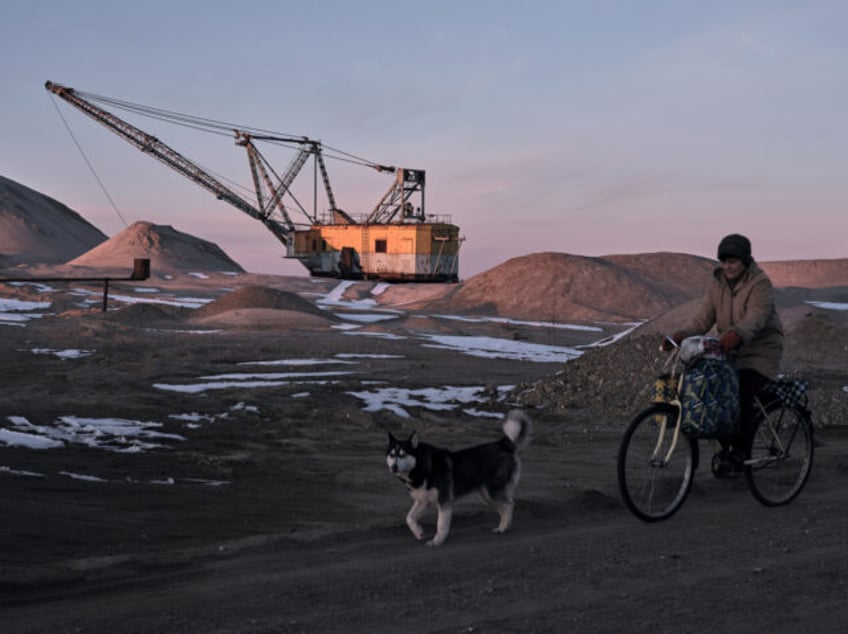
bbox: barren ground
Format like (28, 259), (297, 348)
(1, 273), (848, 634)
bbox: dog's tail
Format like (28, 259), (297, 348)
(502, 409), (532, 451)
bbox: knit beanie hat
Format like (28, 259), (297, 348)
(717, 234), (752, 266)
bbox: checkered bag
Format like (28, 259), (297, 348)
(762, 379), (810, 410)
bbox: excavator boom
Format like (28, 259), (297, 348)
(45, 81), (293, 246)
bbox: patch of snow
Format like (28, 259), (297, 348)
(1, 415), (184, 453)
(238, 358), (357, 367)
(807, 301), (848, 311)
(371, 283), (391, 295)
(199, 370), (354, 380)
(154, 379), (338, 393)
(420, 334), (582, 363)
(335, 312), (399, 323)
(342, 331), (407, 340)
(0, 428), (64, 449)
(29, 348), (94, 360)
(60, 471), (107, 482)
(0, 298), (51, 323)
(434, 314), (604, 332)
(335, 353), (404, 360)
(346, 385), (500, 418)
(0, 465), (44, 477)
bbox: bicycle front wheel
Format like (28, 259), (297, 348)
(617, 403), (697, 522)
(746, 403), (814, 507)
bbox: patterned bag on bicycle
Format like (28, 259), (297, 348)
(679, 358), (740, 438)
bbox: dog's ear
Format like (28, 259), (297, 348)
(409, 431), (418, 448)
(387, 431), (397, 444)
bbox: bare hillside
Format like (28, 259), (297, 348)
(761, 259), (848, 288)
(0, 175), (107, 266)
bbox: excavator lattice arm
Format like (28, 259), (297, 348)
(45, 81), (294, 247)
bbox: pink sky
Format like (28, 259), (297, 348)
(2, 2), (846, 279)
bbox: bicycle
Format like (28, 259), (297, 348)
(617, 336), (815, 522)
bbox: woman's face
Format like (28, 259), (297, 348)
(721, 256), (745, 281)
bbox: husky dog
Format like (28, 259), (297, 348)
(386, 409), (532, 547)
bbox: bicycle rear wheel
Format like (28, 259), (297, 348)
(746, 402), (814, 507)
(617, 403), (697, 522)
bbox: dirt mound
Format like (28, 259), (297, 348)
(376, 282), (455, 310)
(513, 305), (848, 427)
(194, 308), (335, 329)
(68, 221), (244, 276)
(428, 251), (715, 322)
(192, 286), (335, 322)
(0, 174), (107, 266)
(511, 334), (666, 418)
(104, 302), (191, 326)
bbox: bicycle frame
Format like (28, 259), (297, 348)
(659, 380), (807, 470)
(747, 396), (802, 468)
(651, 373), (685, 467)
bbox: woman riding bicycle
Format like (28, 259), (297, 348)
(665, 233), (784, 464)
(619, 236), (810, 521)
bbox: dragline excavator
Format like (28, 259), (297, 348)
(45, 81), (462, 282)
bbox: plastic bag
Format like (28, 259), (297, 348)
(679, 336), (725, 365)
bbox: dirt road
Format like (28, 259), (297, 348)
(3, 428), (848, 633)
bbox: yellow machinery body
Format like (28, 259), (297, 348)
(293, 222), (460, 282)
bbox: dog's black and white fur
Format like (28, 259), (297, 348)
(386, 409), (531, 546)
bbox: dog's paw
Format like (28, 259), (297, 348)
(425, 539), (442, 547)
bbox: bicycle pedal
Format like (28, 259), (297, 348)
(712, 452), (743, 479)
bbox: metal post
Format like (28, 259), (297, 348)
(0, 260), (151, 313)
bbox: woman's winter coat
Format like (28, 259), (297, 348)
(680, 262), (784, 379)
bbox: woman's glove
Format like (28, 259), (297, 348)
(719, 331), (742, 354)
(661, 333), (684, 351)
